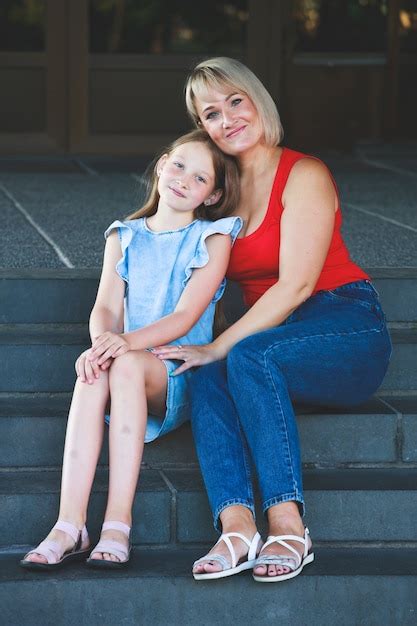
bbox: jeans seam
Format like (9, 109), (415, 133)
(263, 326), (385, 353)
(262, 351), (299, 498)
(236, 420), (255, 505)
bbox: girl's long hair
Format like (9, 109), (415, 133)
(126, 129), (240, 222)
(126, 129), (241, 338)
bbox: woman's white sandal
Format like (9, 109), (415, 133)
(253, 527), (314, 583)
(193, 531), (262, 580)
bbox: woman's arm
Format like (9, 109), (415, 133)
(154, 158), (337, 373)
(90, 233), (232, 365)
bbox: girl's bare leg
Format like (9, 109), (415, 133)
(90, 351), (167, 562)
(25, 372), (110, 563)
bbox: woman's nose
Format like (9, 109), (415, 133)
(221, 109), (233, 128)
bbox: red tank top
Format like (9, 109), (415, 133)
(226, 147), (369, 307)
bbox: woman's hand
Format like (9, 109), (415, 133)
(89, 332), (130, 365)
(75, 348), (112, 384)
(151, 343), (223, 376)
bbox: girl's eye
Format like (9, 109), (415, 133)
(196, 176), (207, 184)
(231, 98), (242, 107)
(173, 161), (184, 168)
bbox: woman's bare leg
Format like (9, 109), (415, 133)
(25, 372), (110, 563)
(91, 351), (167, 561)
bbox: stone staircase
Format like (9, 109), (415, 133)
(1, 268), (417, 626)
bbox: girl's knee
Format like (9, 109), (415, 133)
(109, 351), (146, 381)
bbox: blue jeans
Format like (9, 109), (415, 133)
(190, 280), (392, 531)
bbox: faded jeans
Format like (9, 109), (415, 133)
(190, 280), (392, 530)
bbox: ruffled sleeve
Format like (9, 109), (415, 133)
(183, 216), (242, 303)
(104, 220), (134, 283)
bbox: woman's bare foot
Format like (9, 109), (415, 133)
(253, 502), (311, 578)
(192, 505), (259, 575)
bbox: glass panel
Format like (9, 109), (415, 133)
(293, 0), (388, 52)
(400, 1), (417, 52)
(89, 0), (248, 55)
(0, 0), (46, 52)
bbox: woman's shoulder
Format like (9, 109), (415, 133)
(284, 148), (332, 186)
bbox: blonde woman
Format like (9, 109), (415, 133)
(153, 57), (392, 582)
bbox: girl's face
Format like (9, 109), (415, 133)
(157, 141), (221, 213)
(194, 87), (263, 156)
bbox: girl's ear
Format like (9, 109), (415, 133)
(156, 154), (168, 176)
(204, 188), (223, 206)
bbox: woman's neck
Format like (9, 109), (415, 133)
(238, 144), (282, 181)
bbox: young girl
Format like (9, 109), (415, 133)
(20, 129), (241, 570)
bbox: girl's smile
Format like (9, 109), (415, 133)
(157, 141), (219, 215)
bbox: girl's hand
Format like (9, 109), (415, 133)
(89, 332), (130, 365)
(75, 348), (112, 384)
(151, 343), (223, 376)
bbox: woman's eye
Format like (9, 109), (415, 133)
(231, 98), (242, 107)
(206, 111), (219, 121)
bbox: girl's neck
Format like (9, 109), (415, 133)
(238, 143), (282, 180)
(146, 204), (195, 232)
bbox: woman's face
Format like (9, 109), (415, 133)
(194, 87), (264, 156)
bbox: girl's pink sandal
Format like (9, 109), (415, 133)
(86, 521), (131, 569)
(19, 520), (90, 571)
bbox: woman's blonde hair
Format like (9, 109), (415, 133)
(127, 129), (240, 222)
(185, 57), (284, 146)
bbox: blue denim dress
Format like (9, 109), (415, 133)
(104, 215), (242, 442)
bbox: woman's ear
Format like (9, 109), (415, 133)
(156, 154), (168, 176)
(204, 189), (223, 206)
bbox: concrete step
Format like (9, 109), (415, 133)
(1, 268), (417, 323)
(0, 323), (416, 392)
(1, 548), (417, 626)
(1, 393), (416, 469)
(1, 468), (417, 548)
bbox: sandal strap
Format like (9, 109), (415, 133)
(91, 539), (129, 562)
(102, 521), (131, 538)
(255, 553), (299, 571)
(24, 540), (62, 565)
(193, 553), (230, 571)
(208, 531), (261, 570)
(53, 521), (88, 545)
(260, 528), (310, 570)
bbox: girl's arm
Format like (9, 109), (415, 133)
(75, 232), (125, 383)
(89, 231), (125, 340)
(90, 233), (232, 365)
(154, 158), (337, 373)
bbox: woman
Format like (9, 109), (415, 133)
(153, 57), (392, 583)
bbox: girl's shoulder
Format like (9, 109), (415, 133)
(196, 215), (243, 241)
(104, 217), (144, 240)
